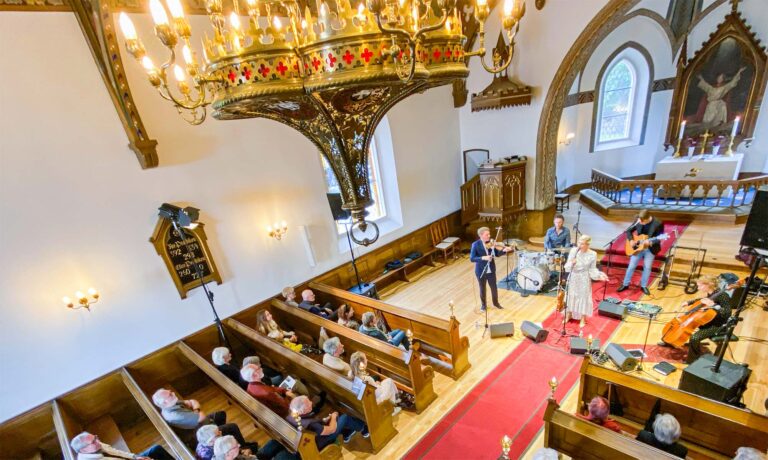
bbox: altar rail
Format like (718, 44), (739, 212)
(590, 169), (768, 208)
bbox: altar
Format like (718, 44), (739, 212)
(654, 153), (744, 199)
(654, 153), (744, 181)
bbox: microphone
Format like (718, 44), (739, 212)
(534, 280), (540, 286)
(711, 305), (720, 310)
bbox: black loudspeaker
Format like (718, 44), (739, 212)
(521, 320), (548, 343)
(326, 193), (351, 221)
(598, 301), (627, 320)
(348, 282), (377, 299)
(490, 322), (515, 338)
(605, 343), (637, 371)
(570, 337), (601, 355)
(740, 190), (768, 250)
(679, 354), (751, 405)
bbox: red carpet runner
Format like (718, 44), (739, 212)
(404, 222), (689, 460)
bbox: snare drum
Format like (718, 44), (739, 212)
(517, 265), (550, 292)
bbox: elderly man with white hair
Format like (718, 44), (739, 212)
(212, 347), (242, 387)
(531, 447), (560, 460)
(151, 388), (254, 449)
(636, 413), (688, 458)
(322, 337), (352, 376)
(286, 396), (368, 450)
(241, 363), (295, 417)
(69, 431), (173, 460)
(213, 435), (298, 460)
(733, 447), (767, 460)
(298, 289), (337, 319)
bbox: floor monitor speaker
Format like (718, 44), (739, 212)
(570, 337), (601, 355)
(489, 322), (515, 338)
(605, 343), (637, 371)
(598, 301), (627, 320)
(521, 320), (548, 343)
(679, 354), (751, 405)
(740, 190), (768, 250)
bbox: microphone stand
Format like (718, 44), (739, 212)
(627, 311), (659, 380)
(573, 205), (583, 243)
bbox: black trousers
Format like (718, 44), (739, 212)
(477, 272), (499, 308)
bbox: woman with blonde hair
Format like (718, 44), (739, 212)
(256, 310), (302, 352)
(564, 234), (608, 325)
(349, 351), (401, 415)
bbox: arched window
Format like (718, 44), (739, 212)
(320, 143), (386, 223)
(598, 59), (636, 143)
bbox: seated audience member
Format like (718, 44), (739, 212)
(531, 447), (560, 460)
(359, 312), (410, 350)
(298, 289), (337, 319)
(349, 351), (401, 415)
(242, 355), (283, 387)
(734, 447), (767, 460)
(152, 388), (253, 449)
(195, 424), (220, 460)
(281, 287), (299, 307)
(212, 347), (241, 385)
(576, 396), (622, 433)
(241, 363), (295, 417)
(286, 396), (369, 449)
(636, 413), (688, 458)
(336, 304), (359, 329)
(70, 431), (173, 460)
(213, 435), (298, 460)
(256, 310), (302, 352)
(322, 337), (351, 376)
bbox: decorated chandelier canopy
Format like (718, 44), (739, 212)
(119, 0), (525, 244)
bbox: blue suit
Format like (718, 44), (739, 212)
(470, 239), (504, 309)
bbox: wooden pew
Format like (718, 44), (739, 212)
(176, 336), (341, 460)
(578, 359), (768, 459)
(0, 404), (63, 460)
(265, 298), (437, 413)
(307, 281), (471, 379)
(225, 317), (397, 452)
(543, 399), (679, 459)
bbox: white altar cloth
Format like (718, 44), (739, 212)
(654, 153), (743, 181)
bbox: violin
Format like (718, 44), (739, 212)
(484, 240), (516, 251)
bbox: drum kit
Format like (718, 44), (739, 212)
(514, 245), (569, 292)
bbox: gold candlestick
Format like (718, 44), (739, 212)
(672, 137), (683, 158)
(725, 135), (736, 157)
(448, 300), (455, 318)
(586, 334), (593, 352)
(548, 376), (558, 400)
(498, 435), (512, 460)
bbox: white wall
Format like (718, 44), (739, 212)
(0, 12), (461, 421)
(556, 0), (768, 188)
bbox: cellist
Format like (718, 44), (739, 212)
(659, 275), (733, 363)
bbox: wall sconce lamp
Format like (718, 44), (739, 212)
(559, 132), (575, 146)
(63, 288), (100, 311)
(267, 221), (288, 240)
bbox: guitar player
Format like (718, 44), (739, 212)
(617, 209), (664, 296)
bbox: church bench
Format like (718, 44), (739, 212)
(0, 404), (64, 460)
(266, 298), (437, 413)
(543, 399), (679, 459)
(577, 359), (768, 458)
(225, 318), (397, 452)
(308, 281), (471, 379)
(367, 248), (438, 290)
(176, 339), (341, 460)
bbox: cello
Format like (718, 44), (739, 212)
(660, 280), (743, 348)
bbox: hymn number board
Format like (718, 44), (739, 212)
(150, 217), (222, 298)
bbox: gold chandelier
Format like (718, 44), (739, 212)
(119, 0), (525, 244)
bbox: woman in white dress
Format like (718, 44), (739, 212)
(564, 235), (608, 324)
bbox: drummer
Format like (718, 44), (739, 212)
(544, 214), (572, 252)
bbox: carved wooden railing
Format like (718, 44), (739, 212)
(460, 175), (481, 225)
(590, 169), (768, 208)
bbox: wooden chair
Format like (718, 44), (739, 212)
(554, 176), (570, 212)
(429, 218), (460, 263)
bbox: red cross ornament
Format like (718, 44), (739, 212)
(342, 50), (355, 65)
(242, 67), (252, 80)
(361, 48), (373, 63)
(276, 61), (288, 76)
(228, 69), (237, 83)
(433, 48), (442, 60)
(327, 52), (337, 68)
(312, 56), (322, 71)
(258, 63), (270, 78)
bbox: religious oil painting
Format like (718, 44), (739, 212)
(681, 37), (755, 138)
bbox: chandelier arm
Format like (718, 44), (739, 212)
(478, 44), (513, 73)
(413, 8), (449, 38)
(375, 15), (415, 41)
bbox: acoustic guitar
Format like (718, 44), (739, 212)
(624, 232), (670, 256)
(660, 280), (743, 348)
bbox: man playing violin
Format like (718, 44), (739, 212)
(470, 227), (513, 311)
(659, 275), (733, 363)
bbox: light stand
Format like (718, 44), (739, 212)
(552, 269), (578, 345)
(163, 207), (231, 350)
(572, 205), (583, 243)
(342, 217), (365, 290)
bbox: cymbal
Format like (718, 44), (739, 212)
(505, 238), (527, 247)
(550, 246), (570, 253)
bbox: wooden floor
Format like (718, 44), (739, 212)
(337, 211), (766, 459)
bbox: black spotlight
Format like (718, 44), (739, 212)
(158, 203), (200, 229)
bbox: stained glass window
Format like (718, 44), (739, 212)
(598, 60), (636, 143)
